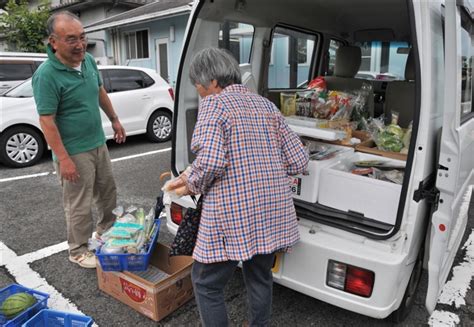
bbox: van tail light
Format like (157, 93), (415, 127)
(345, 265), (375, 297)
(327, 261), (346, 290)
(168, 87), (175, 101)
(327, 260), (374, 298)
(170, 202), (183, 225)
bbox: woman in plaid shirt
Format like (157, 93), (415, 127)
(168, 48), (308, 326)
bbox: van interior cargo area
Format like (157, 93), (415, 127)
(180, 0), (416, 239)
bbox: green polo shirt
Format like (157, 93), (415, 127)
(32, 45), (106, 159)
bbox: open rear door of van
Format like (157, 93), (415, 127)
(425, 0), (474, 313)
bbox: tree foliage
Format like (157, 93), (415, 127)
(0, 0), (50, 52)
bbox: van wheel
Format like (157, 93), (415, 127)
(389, 247), (424, 323)
(0, 126), (45, 168)
(146, 111), (172, 142)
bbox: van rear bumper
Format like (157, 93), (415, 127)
(165, 204), (413, 319)
(272, 218), (413, 319)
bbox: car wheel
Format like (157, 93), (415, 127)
(0, 126), (45, 168)
(146, 111), (172, 142)
(389, 247), (424, 322)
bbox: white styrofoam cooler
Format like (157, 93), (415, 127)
(318, 152), (405, 225)
(291, 142), (353, 203)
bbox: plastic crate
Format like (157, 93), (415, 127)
(0, 284), (49, 327)
(21, 309), (93, 327)
(96, 219), (161, 271)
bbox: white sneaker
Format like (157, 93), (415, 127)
(69, 251), (96, 269)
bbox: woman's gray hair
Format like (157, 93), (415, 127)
(189, 48), (242, 88)
(46, 11), (81, 36)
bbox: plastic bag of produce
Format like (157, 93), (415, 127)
(308, 76), (327, 91)
(385, 124), (404, 138)
(400, 121), (413, 154)
(350, 82), (372, 130)
(329, 91), (354, 121)
(311, 90), (332, 119)
(280, 92), (296, 116)
(377, 130), (405, 152)
(367, 117), (405, 153)
(295, 90), (314, 117)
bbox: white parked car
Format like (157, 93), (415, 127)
(0, 65), (174, 168)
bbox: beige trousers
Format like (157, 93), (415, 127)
(54, 145), (117, 257)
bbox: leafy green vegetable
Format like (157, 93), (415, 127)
(376, 126), (405, 152)
(385, 124), (404, 138)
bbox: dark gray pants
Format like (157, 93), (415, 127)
(191, 253), (276, 327)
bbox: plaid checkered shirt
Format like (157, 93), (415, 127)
(186, 84), (309, 263)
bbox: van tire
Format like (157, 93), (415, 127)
(146, 110), (172, 142)
(0, 126), (45, 168)
(389, 247), (424, 323)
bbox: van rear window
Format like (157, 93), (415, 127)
(354, 42), (410, 81)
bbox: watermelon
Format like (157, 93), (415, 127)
(0, 292), (37, 318)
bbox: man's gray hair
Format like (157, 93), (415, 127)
(189, 48), (242, 89)
(46, 11), (81, 35)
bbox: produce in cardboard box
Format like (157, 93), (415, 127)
(367, 117), (407, 153)
(378, 129), (404, 152)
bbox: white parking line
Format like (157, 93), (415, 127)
(438, 230), (474, 308)
(19, 241), (68, 264)
(428, 229), (474, 326)
(429, 185), (474, 326)
(110, 147), (171, 163)
(0, 147), (171, 183)
(0, 172), (52, 183)
(0, 241), (86, 318)
(429, 311), (460, 326)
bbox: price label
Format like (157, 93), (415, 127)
(290, 177), (301, 196)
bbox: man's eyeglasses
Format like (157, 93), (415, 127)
(52, 34), (87, 46)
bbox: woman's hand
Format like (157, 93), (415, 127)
(164, 174), (191, 196)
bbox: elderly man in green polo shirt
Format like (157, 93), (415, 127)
(32, 11), (126, 269)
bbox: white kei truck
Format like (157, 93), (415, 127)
(165, 0), (474, 322)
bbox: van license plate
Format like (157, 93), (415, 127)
(290, 177), (301, 195)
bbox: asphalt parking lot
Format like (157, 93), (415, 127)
(0, 135), (473, 326)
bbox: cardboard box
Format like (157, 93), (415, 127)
(355, 139), (408, 161)
(96, 243), (194, 322)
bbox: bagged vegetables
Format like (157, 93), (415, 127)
(280, 92), (297, 116)
(367, 117), (407, 153)
(89, 205), (157, 254)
